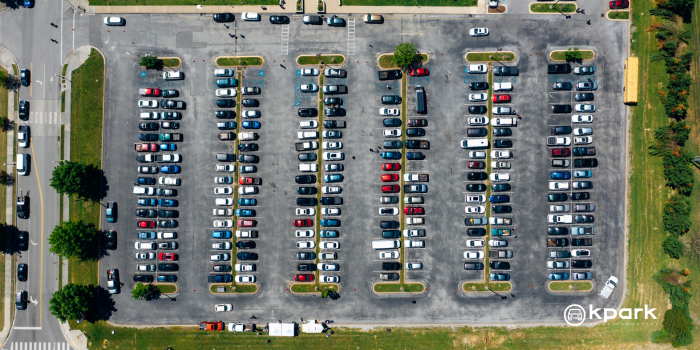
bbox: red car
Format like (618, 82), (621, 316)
(381, 174), (399, 182)
(239, 177), (255, 185)
(381, 185), (400, 193)
(551, 148), (571, 157)
(404, 207), (425, 215)
(468, 161), (485, 169)
(294, 274), (315, 282)
(609, 0), (629, 8)
(294, 219), (313, 227)
(137, 221), (156, 228)
(238, 219), (256, 227)
(141, 88), (160, 97)
(492, 94), (511, 103)
(199, 321), (224, 331)
(410, 68), (429, 77)
(159, 253), (178, 261)
(382, 163), (401, 171)
(135, 143), (157, 152)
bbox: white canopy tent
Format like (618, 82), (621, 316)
(268, 322), (295, 337)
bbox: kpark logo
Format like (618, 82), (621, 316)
(564, 304), (657, 326)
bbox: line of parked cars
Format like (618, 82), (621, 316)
(546, 64), (597, 282)
(213, 12), (383, 25)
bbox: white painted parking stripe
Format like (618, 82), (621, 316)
(347, 19), (355, 55)
(281, 24), (289, 55)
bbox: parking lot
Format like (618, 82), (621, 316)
(99, 13), (628, 325)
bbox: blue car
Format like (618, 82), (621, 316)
(160, 165), (181, 174)
(24, 0), (33, 7)
(160, 143), (177, 151)
(138, 231), (156, 239)
(381, 152), (402, 159)
(238, 198), (257, 206)
(550, 171), (571, 180)
(242, 121), (261, 129)
(320, 219), (340, 227)
(217, 121), (237, 130)
(320, 230), (339, 238)
(323, 174), (343, 183)
(235, 209), (255, 217)
(489, 195), (510, 203)
(212, 230), (233, 239)
(158, 199), (177, 207)
(573, 170), (592, 178)
(137, 198), (157, 206)
(137, 177), (156, 185)
(407, 152), (423, 160)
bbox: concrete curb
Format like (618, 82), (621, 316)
(295, 54), (346, 67)
(376, 53), (430, 70)
(548, 49), (596, 62)
(371, 281), (427, 294)
(546, 281), (593, 293)
(465, 51), (517, 63)
(528, 2), (577, 14)
(214, 56), (265, 68)
(606, 10), (630, 21)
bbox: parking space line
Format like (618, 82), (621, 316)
(347, 19), (355, 55)
(281, 24), (289, 55)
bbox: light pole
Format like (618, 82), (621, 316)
(55, 73), (71, 82)
(486, 286), (508, 300)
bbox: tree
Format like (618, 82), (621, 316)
(663, 194), (692, 237)
(140, 56), (159, 69)
(663, 307), (694, 346)
(663, 235), (685, 259)
(393, 43), (419, 70)
(662, 149), (695, 195)
(564, 48), (583, 62)
(50, 161), (98, 199)
(131, 283), (158, 301)
(48, 220), (99, 261)
(49, 284), (95, 323)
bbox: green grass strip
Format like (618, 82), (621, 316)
(157, 284), (177, 294)
(89, 0), (277, 5)
(462, 282), (511, 292)
(297, 55), (345, 66)
(550, 50), (595, 61)
(61, 91), (65, 112)
(374, 283), (424, 293)
(548, 281), (593, 292)
(466, 52), (515, 62)
(217, 56), (263, 67)
(343, 0), (476, 6)
(210, 283), (258, 293)
(530, 3), (576, 12)
(607, 11), (630, 19)
(291, 283), (338, 293)
(378, 54), (428, 69)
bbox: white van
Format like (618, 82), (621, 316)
(460, 138), (489, 149)
(17, 154), (28, 176)
(372, 240), (400, 250)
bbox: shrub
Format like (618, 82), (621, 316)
(663, 236), (685, 259)
(663, 307), (695, 347)
(393, 43), (419, 70)
(140, 56), (159, 69)
(564, 48), (583, 61)
(663, 194), (692, 237)
(662, 149), (695, 195)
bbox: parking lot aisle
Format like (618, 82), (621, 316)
(483, 69), (494, 284)
(314, 73), (323, 284)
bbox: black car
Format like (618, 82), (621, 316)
(158, 210), (177, 218)
(547, 227), (568, 235)
(236, 241), (256, 249)
(408, 119), (428, 127)
(552, 126), (572, 134)
(491, 184), (511, 192)
(135, 209), (157, 218)
(467, 228), (486, 236)
(571, 260), (592, 268)
(18, 101), (29, 121)
(489, 261), (510, 270)
(469, 82), (489, 90)
(571, 238), (592, 246)
(381, 95), (402, 104)
(468, 172), (487, 181)
(383, 118), (402, 127)
(139, 123), (159, 131)
(406, 128), (425, 137)
(241, 99), (259, 107)
(238, 252), (259, 260)
(573, 147), (596, 156)
(17, 264), (27, 282)
(269, 15), (290, 24)
(295, 175), (316, 184)
(298, 108), (317, 117)
(20, 69), (30, 86)
(575, 181), (593, 189)
(407, 152), (423, 160)
(324, 97), (343, 105)
(492, 205), (512, 213)
(467, 128), (488, 137)
(16, 231), (27, 251)
(239, 143), (259, 152)
(551, 105), (572, 113)
(139, 133), (158, 141)
(552, 82), (573, 90)
(298, 153), (316, 161)
(325, 108), (346, 117)
(296, 252), (315, 260)
(213, 13), (234, 22)
(161, 89), (178, 97)
(493, 140), (512, 148)
(105, 230), (117, 249)
(468, 105), (487, 114)
(382, 230), (401, 238)
(493, 128), (512, 137)
(464, 262), (484, 270)
(574, 215), (594, 223)
(380, 221), (400, 229)
(574, 158), (598, 168)
(158, 263), (178, 271)
(570, 192), (590, 201)
(214, 265), (232, 272)
(382, 262), (401, 271)
(547, 193), (568, 202)
(575, 93), (594, 101)
(238, 154), (259, 163)
(320, 197), (342, 205)
(215, 111), (235, 119)
(383, 140), (402, 149)
(467, 184), (487, 192)
(297, 263), (316, 271)
(133, 275), (154, 282)
(216, 99), (235, 108)
(297, 187), (317, 195)
(296, 197), (318, 206)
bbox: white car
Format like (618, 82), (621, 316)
(213, 220), (233, 228)
(210, 253), (230, 261)
(322, 208), (341, 216)
(242, 110), (260, 119)
(300, 84), (319, 92)
(468, 151), (486, 159)
(317, 263), (339, 271)
(214, 187), (233, 195)
(406, 262), (423, 270)
(295, 230), (315, 237)
(323, 152), (344, 161)
(140, 112), (159, 120)
(235, 275), (256, 283)
(157, 232), (176, 239)
(574, 136), (593, 145)
(135, 252), (156, 259)
(379, 250), (400, 259)
(466, 239), (485, 247)
(320, 275), (339, 283)
(320, 241), (339, 249)
(469, 93), (487, 102)
(213, 208), (233, 216)
(241, 12), (260, 21)
(490, 173), (510, 182)
(212, 242), (232, 250)
(573, 127), (592, 136)
(575, 104), (595, 112)
(468, 117), (489, 126)
(216, 164), (236, 172)
(159, 177), (180, 186)
(571, 249), (591, 257)
(297, 241), (315, 249)
(463, 251), (484, 259)
(403, 229), (425, 237)
(550, 204), (570, 212)
(238, 186), (258, 195)
(488, 239), (507, 247)
(379, 108), (400, 116)
(296, 208), (315, 216)
(549, 182), (570, 191)
(137, 264), (155, 272)
(383, 129), (401, 137)
(235, 263), (256, 272)
(215, 89), (237, 97)
(298, 164), (317, 172)
(465, 206), (486, 214)
(322, 141), (342, 150)
(469, 27), (489, 36)
(138, 100), (158, 108)
(300, 120), (318, 129)
(404, 196), (423, 204)
(547, 261), (570, 269)
(301, 68), (320, 76)
(103, 16), (125, 25)
(406, 217), (424, 225)
(134, 242), (155, 250)
(214, 177), (233, 184)
(467, 64), (488, 73)
(379, 207), (399, 215)
(215, 304), (233, 312)
(214, 69), (233, 77)
(490, 150), (511, 159)
(572, 115), (593, 123)
(322, 186), (342, 194)
(465, 194), (486, 203)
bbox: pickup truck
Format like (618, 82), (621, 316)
(132, 186), (156, 195)
(324, 120), (346, 129)
(571, 226), (594, 235)
(219, 132), (235, 141)
(163, 71), (183, 80)
(107, 269), (119, 294)
(378, 70), (402, 80)
(155, 154), (181, 163)
(16, 193), (27, 219)
(320, 197), (342, 205)
(493, 82), (513, 91)
(199, 321), (225, 331)
(491, 161), (511, 169)
(238, 132), (259, 141)
(491, 118), (517, 126)
(599, 276), (618, 299)
(159, 133), (182, 142)
(489, 250), (513, 259)
(239, 177), (261, 185)
(404, 173), (429, 182)
(322, 85), (347, 94)
(295, 141), (318, 151)
(547, 238), (569, 247)
(161, 100), (184, 109)
(297, 131), (318, 140)
(548, 214), (572, 224)
(405, 140), (430, 149)
(236, 230), (258, 238)
(139, 88), (159, 96)
(405, 240), (425, 248)
(228, 323), (256, 332)
(493, 66), (519, 76)
(489, 217), (512, 225)
(465, 217), (487, 226)
(547, 136), (571, 146)
(136, 154), (155, 163)
(134, 143), (157, 152)
(491, 228), (513, 236)
(571, 238), (593, 246)
(548, 64), (571, 74)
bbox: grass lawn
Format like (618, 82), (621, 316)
(374, 283), (424, 293)
(550, 50), (595, 61)
(466, 52), (515, 62)
(160, 58), (180, 68)
(290, 283), (338, 293)
(61, 91), (65, 112)
(68, 49), (104, 287)
(216, 56), (263, 67)
(156, 284), (177, 294)
(530, 3), (576, 13)
(210, 283), (258, 294)
(297, 55), (345, 66)
(548, 281), (593, 292)
(608, 11), (630, 20)
(88, 0), (276, 5)
(378, 54), (428, 69)
(462, 282), (511, 292)
(343, 0), (476, 6)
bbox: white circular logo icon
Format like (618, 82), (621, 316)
(564, 304), (586, 326)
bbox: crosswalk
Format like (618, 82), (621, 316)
(347, 19), (356, 55)
(5, 342), (72, 350)
(281, 24), (289, 55)
(27, 111), (61, 125)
